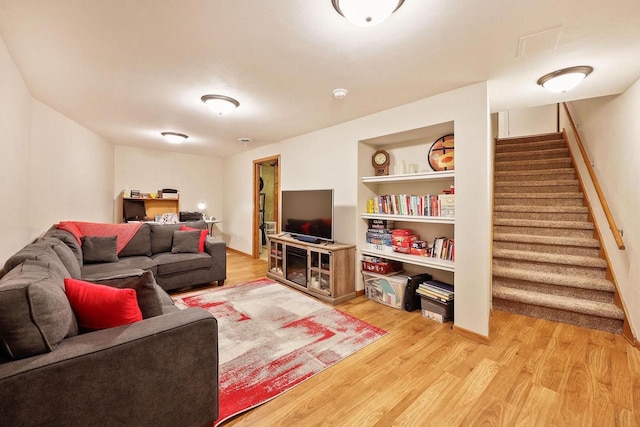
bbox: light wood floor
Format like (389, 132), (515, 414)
(204, 251), (640, 426)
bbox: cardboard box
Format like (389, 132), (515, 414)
(362, 271), (409, 310)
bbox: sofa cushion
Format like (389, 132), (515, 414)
(43, 227), (83, 267)
(42, 237), (81, 279)
(81, 236), (118, 263)
(86, 270), (163, 319)
(150, 224), (182, 254)
(180, 225), (207, 252)
(119, 223), (152, 257)
(152, 252), (212, 276)
(64, 278), (143, 331)
(171, 230), (201, 254)
(4, 242), (71, 280)
(80, 256), (157, 278)
(0, 261), (77, 360)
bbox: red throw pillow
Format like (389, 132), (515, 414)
(180, 225), (207, 252)
(64, 278), (142, 330)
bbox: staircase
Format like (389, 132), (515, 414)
(492, 132), (625, 333)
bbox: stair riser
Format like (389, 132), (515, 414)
(494, 198), (584, 207)
(492, 240), (600, 257)
(494, 185), (580, 194)
(496, 134), (563, 144)
(495, 141), (566, 153)
(495, 151), (569, 162)
(494, 211), (588, 221)
(495, 172), (576, 182)
(493, 299), (623, 334)
(492, 277), (614, 303)
(494, 226), (594, 238)
(493, 259), (606, 279)
(495, 160), (572, 172)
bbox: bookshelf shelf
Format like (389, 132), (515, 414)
(360, 248), (455, 272)
(361, 213), (454, 224)
(361, 170), (454, 184)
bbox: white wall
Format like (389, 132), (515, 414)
(565, 80), (640, 337)
(114, 145), (224, 224)
(29, 100), (114, 231)
(0, 36), (32, 262)
(1, 35), (114, 263)
(498, 104), (558, 138)
(224, 82), (492, 337)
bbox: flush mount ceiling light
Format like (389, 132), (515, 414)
(238, 137), (252, 147)
(333, 88), (348, 99)
(537, 66), (593, 93)
(332, 0), (405, 27)
(160, 131), (188, 144)
(201, 94), (240, 115)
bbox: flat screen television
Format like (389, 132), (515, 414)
(281, 189), (334, 243)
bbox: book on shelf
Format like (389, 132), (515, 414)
(416, 288), (452, 303)
(367, 189), (455, 218)
(422, 279), (454, 294)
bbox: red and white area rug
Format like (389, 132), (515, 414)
(173, 278), (387, 426)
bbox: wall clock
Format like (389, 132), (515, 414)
(428, 134), (454, 171)
(372, 150), (390, 176)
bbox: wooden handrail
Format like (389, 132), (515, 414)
(561, 102), (625, 250)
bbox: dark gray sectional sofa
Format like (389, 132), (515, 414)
(0, 220), (223, 426)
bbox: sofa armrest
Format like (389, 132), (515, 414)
(205, 236), (226, 283)
(0, 308), (218, 427)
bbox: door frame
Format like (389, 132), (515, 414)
(252, 155), (280, 259)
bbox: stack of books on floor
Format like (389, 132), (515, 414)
(416, 280), (454, 323)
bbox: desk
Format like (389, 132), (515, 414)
(204, 219), (223, 236)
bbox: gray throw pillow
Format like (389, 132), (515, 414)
(171, 230), (200, 254)
(82, 236), (118, 263)
(119, 223), (152, 257)
(150, 224), (181, 254)
(88, 270), (162, 319)
(0, 261), (77, 360)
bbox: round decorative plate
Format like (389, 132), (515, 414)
(428, 134), (454, 171)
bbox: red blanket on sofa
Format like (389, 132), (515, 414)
(56, 221), (144, 254)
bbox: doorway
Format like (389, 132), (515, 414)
(253, 156), (280, 260)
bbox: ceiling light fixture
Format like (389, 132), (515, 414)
(332, 0), (405, 27)
(537, 66), (593, 93)
(238, 137), (252, 147)
(201, 94), (240, 115)
(333, 88), (348, 99)
(160, 131), (188, 144)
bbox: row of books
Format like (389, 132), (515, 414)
(416, 279), (454, 303)
(431, 237), (454, 261)
(417, 280), (454, 323)
(366, 193), (455, 217)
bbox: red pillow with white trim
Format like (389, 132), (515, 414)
(64, 278), (142, 331)
(180, 225), (207, 252)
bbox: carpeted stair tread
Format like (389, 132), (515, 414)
(492, 284), (624, 320)
(494, 218), (593, 229)
(496, 158), (571, 168)
(495, 167), (574, 177)
(495, 148), (569, 161)
(493, 248), (606, 268)
(494, 205), (589, 213)
(496, 133), (563, 144)
(495, 140), (566, 153)
(494, 179), (579, 188)
(493, 232), (600, 248)
(494, 192), (584, 199)
(492, 265), (614, 292)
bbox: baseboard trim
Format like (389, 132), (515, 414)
(453, 325), (490, 345)
(355, 289), (365, 297)
(227, 247), (252, 257)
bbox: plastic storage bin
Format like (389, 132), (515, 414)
(362, 271), (409, 309)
